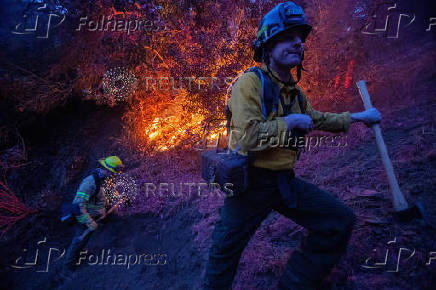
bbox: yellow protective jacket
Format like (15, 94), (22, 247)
(73, 172), (107, 227)
(227, 64), (351, 170)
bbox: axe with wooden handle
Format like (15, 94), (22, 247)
(356, 80), (426, 221)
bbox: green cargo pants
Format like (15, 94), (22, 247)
(204, 166), (356, 289)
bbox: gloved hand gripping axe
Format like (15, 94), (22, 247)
(79, 197), (126, 241)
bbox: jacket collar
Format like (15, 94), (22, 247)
(260, 63), (297, 95)
(95, 168), (111, 180)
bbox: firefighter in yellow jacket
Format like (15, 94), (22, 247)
(63, 156), (124, 273)
(204, 2), (381, 289)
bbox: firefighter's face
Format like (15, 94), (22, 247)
(268, 29), (304, 68)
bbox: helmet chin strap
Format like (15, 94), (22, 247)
(295, 65), (302, 84)
(267, 63), (303, 86)
(295, 49), (306, 84)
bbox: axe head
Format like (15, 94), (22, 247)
(393, 200), (426, 222)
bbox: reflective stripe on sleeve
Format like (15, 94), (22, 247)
(76, 214), (89, 223)
(76, 191), (90, 201)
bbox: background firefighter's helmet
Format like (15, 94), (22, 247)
(99, 156), (124, 173)
(253, 1), (312, 62)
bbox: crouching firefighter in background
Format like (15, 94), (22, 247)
(61, 156), (124, 275)
(203, 2), (381, 290)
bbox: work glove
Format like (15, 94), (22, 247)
(98, 208), (107, 216)
(362, 107), (381, 127)
(284, 113), (313, 132)
(352, 108), (381, 127)
(87, 220), (98, 231)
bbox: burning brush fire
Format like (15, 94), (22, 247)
(136, 71), (237, 152)
(144, 114), (205, 151)
(143, 112), (228, 152)
(136, 87), (223, 152)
